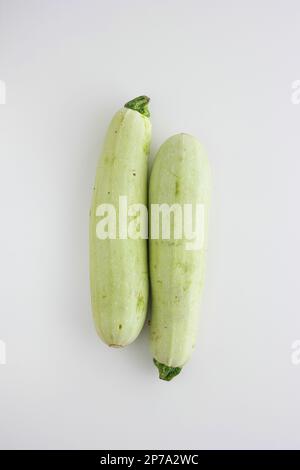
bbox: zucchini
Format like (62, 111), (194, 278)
(149, 133), (211, 380)
(90, 96), (151, 346)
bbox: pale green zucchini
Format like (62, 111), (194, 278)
(149, 133), (211, 380)
(90, 96), (151, 346)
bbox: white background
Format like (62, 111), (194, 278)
(0, 0), (300, 450)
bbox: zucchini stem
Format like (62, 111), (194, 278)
(153, 359), (182, 381)
(124, 95), (150, 117)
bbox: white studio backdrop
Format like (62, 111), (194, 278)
(0, 0), (300, 450)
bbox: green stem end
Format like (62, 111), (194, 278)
(153, 359), (182, 381)
(124, 95), (150, 117)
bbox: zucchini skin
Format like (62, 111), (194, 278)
(149, 134), (211, 379)
(90, 98), (151, 347)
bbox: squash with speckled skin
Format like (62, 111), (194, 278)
(90, 97), (151, 347)
(149, 133), (211, 380)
